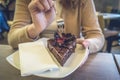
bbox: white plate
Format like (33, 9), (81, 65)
(6, 38), (89, 78)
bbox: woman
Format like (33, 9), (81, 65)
(8, 0), (105, 53)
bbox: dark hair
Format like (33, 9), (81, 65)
(59, 0), (80, 9)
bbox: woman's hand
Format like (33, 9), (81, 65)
(27, 0), (56, 39)
(76, 38), (90, 49)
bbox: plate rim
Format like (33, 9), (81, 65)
(6, 38), (89, 78)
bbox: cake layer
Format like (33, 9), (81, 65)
(47, 39), (76, 66)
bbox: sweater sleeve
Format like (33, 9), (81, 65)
(8, 0), (36, 49)
(81, 0), (105, 53)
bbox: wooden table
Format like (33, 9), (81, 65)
(114, 54), (120, 74)
(0, 45), (120, 80)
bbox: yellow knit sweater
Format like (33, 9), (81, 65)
(8, 0), (105, 53)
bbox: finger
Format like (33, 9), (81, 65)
(45, 7), (56, 24)
(82, 42), (88, 48)
(47, 0), (54, 8)
(39, 0), (51, 11)
(31, 0), (45, 11)
(76, 38), (84, 44)
(52, 5), (56, 15)
(82, 40), (90, 48)
(36, 0), (44, 11)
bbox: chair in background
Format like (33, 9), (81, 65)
(0, 0), (15, 20)
(98, 15), (120, 53)
(0, 10), (9, 40)
(107, 8), (120, 47)
(108, 9), (120, 31)
(105, 6), (113, 27)
(0, 0), (15, 40)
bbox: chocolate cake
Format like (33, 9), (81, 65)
(47, 32), (76, 66)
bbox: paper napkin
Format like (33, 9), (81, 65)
(19, 41), (59, 76)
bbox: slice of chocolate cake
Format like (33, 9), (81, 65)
(47, 32), (76, 66)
